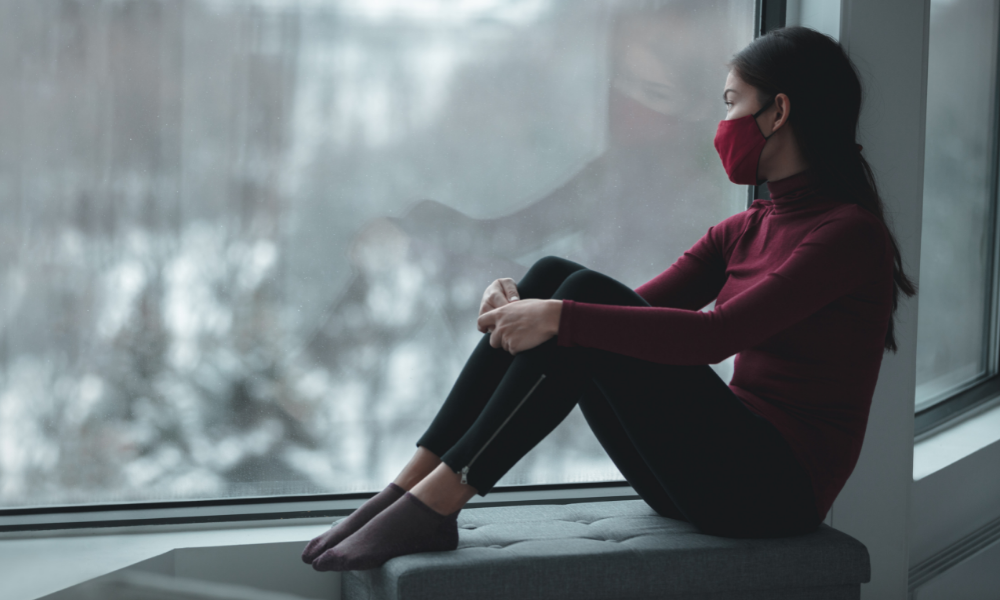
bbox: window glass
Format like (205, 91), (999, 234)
(0, 0), (753, 509)
(916, 0), (1000, 410)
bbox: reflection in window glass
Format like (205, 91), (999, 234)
(916, 0), (1000, 410)
(0, 0), (753, 508)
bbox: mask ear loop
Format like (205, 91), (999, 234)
(753, 96), (777, 139)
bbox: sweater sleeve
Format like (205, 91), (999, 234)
(557, 208), (889, 365)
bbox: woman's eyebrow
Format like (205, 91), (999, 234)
(723, 89), (738, 100)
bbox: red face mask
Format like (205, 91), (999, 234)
(713, 97), (775, 185)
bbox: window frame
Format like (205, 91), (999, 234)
(914, 0), (1000, 437)
(0, 0), (772, 533)
(750, 0), (786, 206)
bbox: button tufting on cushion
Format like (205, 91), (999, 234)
(342, 499), (870, 600)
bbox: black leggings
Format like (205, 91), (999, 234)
(416, 256), (820, 538)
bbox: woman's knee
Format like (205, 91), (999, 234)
(517, 256), (587, 299)
(553, 269), (648, 307)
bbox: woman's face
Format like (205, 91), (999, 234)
(611, 7), (736, 121)
(722, 69), (765, 121)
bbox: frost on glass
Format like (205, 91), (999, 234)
(916, 0), (1000, 410)
(0, 0), (753, 508)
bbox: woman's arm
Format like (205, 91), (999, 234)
(473, 211), (738, 356)
(633, 228), (729, 311)
(558, 210), (891, 365)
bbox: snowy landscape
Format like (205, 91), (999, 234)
(0, 0), (755, 508)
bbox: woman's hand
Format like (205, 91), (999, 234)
(479, 278), (521, 318)
(477, 299), (563, 355)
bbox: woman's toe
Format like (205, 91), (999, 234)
(312, 547), (349, 572)
(301, 539), (323, 564)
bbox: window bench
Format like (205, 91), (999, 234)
(343, 499), (870, 600)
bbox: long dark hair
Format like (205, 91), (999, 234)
(730, 26), (917, 352)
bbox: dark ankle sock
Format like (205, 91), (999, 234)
(301, 482), (406, 564)
(312, 491), (461, 572)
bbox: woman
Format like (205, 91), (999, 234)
(302, 26), (916, 572)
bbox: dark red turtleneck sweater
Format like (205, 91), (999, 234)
(556, 170), (894, 520)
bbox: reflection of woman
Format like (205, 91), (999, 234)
(303, 27), (915, 571)
(347, 2), (736, 285)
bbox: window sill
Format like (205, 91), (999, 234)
(0, 482), (637, 537)
(910, 397), (1000, 572)
(0, 484), (637, 600)
(913, 397), (1000, 481)
(2, 519), (328, 600)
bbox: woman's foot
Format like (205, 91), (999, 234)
(300, 482), (405, 564)
(311, 491), (461, 571)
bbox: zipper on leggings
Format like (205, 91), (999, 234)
(458, 374), (547, 486)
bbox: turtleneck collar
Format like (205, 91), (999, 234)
(763, 169), (835, 215)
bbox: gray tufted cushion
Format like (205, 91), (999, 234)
(342, 499), (870, 600)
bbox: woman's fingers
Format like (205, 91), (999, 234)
(481, 308), (508, 351)
(477, 308), (497, 335)
(477, 278), (523, 338)
(479, 278), (520, 321)
(477, 305), (491, 332)
(499, 278), (520, 302)
(488, 316), (505, 349)
(478, 300), (553, 355)
(479, 281), (505, 317)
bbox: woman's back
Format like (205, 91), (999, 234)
(721, 173), (894, 520)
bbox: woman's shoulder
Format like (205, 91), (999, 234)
(716, 203), (765, 229)
(816, 202), (890, 238)
(704, 206), (762, 250)
(808, 202), (893, 268)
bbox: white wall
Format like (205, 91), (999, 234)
(787, 0), (842, 39)
(833, 0), (930, 599)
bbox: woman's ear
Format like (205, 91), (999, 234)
(771, 92), (792, 132)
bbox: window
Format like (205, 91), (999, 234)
(915, 0), (1000, 433)
(0, 0), (755, 512)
